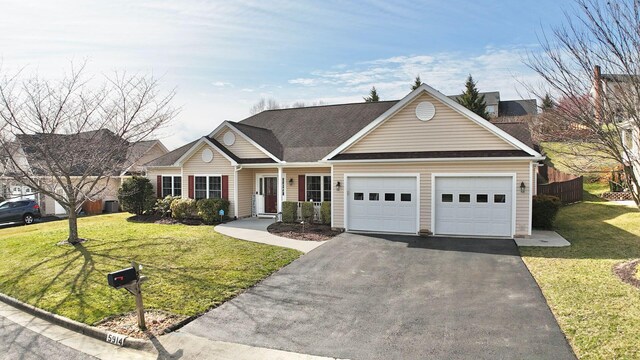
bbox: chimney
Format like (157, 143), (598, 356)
(594, 65), (603, 123)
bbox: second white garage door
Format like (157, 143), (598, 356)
(347, 176), (418, 234)
(434, 176), (513, 237)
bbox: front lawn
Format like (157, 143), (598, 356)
(521, 191), (640, 359)
(0, 213), (301, 325)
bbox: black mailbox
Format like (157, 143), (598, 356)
(107, 267), (138, 288)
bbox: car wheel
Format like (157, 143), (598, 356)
(23, 214), (34, 225)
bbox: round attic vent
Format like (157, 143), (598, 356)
(415, 101), (436, 121)
(223, 131), (236, 146)
(201, 148), (214, 163)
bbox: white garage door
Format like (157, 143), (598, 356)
(347, 176), (418, 234)
(434, 176), (513, 237)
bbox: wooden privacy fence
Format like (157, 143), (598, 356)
(537, 165), (583, 204)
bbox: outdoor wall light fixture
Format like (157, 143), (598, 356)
(520, 181), (526, 193)
(288, 178), (294, 186)
(336, 181), (341, 191)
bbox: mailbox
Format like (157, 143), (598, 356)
(107, 267), (138, 288)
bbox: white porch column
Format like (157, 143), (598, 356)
(277, 166), (283, 213)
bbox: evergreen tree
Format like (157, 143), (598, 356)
(411, 75), (423, 90)
(364, 86), (380, 102)
(456, 75), (489, 120)
(541, 93), (554, 110)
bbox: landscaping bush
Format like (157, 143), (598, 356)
(118, 176), (156, 215)
(197, 198), (230, 225)
(154, 195), (179, 217)
(281, 201), (297, 223)
(301, 201), (314, 223)
(532, 195), (562, 229)
(320, 201), (331, 225)
(170, 198), (197, 221)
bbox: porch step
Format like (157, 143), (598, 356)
(256, 214), (276, 219)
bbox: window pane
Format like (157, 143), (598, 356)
(385, 193), (395, 201)
(306, 176), (321, 201)
(401, 193), (412, 202)
(195, 176), (207, 200)
(459, 194), (470, 203)
(477, 194), (488, 203)
(369, 193), (379, 201)
(354, 192), (364, 200)
(162, 176), (172, 197)
(494, 194), (506, 203)
(323, 176), (332, 202)
(209, 176), (222, 199)
(441, 194), (452, 202)
(173, 177), (182, 196)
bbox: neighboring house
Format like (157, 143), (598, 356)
(0, 130), (168, 215)
(449, 91), (538, 119)
(146, 84), (543, 238)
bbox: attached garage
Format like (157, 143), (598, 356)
(433, 175), (514, 237)
(346, 175), (419, 234)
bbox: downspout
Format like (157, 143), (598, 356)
(234, 165), (242, 219)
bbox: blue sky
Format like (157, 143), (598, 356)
(0, 0), (569, 149)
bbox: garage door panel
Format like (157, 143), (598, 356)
(435, 176), (513, 237)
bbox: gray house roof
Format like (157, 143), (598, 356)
(449, 91), (500, 106)
(498, 100), (537, 117)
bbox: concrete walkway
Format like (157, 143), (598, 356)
(514, 230), (570, 247)
(215, 218), (326, 253)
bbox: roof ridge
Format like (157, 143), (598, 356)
(257, 100), (399, 112)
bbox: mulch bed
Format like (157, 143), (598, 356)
(127, 215), (213, 226)
(267, 222), (342, 241)
(613, 259), (640, 289)
(96, 310), (188, 339)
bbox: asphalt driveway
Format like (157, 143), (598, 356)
(181, 233), (575, 360)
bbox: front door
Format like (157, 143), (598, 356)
(264, 177), (278, 213)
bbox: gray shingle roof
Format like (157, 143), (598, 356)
(494, 122), (534, 149)
(231, 122), (283, 159)
(237, 101), (398, 162)
(449, 91), (500, 106)
(498, 100), (537, 117)
(145, 139), (198, 167)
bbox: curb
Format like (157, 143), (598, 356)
(0, 292), (154, 351)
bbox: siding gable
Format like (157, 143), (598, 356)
(214, 128), (269, 159)
(343, 93), (517, 154)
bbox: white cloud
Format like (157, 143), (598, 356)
(212, 81), (232, 87)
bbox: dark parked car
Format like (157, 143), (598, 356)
(0, 200), (41, 225)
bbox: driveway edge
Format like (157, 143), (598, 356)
(0, 292), (154, 351)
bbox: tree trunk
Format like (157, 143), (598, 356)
(67, 203), (80, 244)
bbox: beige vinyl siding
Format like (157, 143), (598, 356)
(236, 168), (254, 217)
(252, 167), (331, 202)
(214, 129), (269, 159)
(136, 143), (168, 170)
(147, 167), (181, 196)
(332, 161), (533, 236)
(344, 93), (516, 154)
(182, 143), (236, 216)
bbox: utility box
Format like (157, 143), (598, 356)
(107, 267), (138, 288)
(104, 200), (119, 213)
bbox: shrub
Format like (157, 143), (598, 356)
(320, 201), (331, 225)
(154, 195), (179, 217)
(170, 198), (197, 221)
(532, 195), (562, 229)
(197, 198), (230, 225)
(281, 201), (298, 223)
(118, 176), (155, 215)
(301, 202), (314, 223)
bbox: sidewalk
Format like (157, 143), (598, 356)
(215, 218), (326, 253)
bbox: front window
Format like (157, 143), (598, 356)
(162, 176), (182, 197)
(306, 175), (331, 202)
(194, 176), (222, 200)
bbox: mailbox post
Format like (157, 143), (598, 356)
(107, 261), (147, 330)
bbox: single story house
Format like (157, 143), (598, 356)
(146, 84), (543, 238)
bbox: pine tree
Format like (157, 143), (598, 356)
(541, 93), (554, 110)
(411, 75), (423, 90)
(364, 86), (380, 102)
(456, 75), (489, 120)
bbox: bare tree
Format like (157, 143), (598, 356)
(249, 98), (282, 115)
(525, 0), (640, 205)
(0, 63), (177, 243)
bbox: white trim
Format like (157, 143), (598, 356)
(322, 84), (542, 161)
(431, 173), (517, 238)
(234, 165), (241, 219)
(330, 164), (334, 228)
(304, 173), (331, 202)
(343, 173), (420, 235)
(193, 174), (223, 200)
(325, 156), (545, 163)
(208, 121), (282, 163)
(174, 137), (238, 166)
(159, 174), (183, 197)
(529, 161), (533, 236)
(254, 173), (287, 214)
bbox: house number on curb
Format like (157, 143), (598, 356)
(106, 332), (126, 346)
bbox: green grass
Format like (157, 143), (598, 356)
(521, 189), (640, 359)
(0, 213), (301, 325)
(541, 142), (618, 177)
